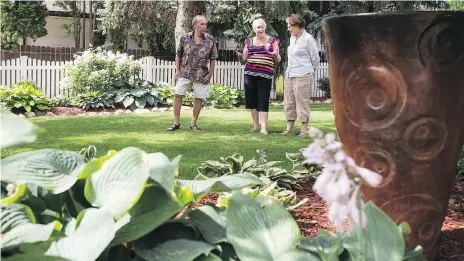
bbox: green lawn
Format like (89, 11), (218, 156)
(1, 104), (335, 179)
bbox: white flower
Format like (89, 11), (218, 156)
(325, 133), (336, 144)
(334, 151), (346, 162)
(356, 166), (383, 187)
(303, 143), (326, 165)
(309, 127), (323, 138)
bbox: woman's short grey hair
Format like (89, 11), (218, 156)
(252, 18), (266, 29)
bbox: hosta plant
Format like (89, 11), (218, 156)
(216, 181), (309, 210)
(74, 91), (115, 110)
(112, 88), (162, 111)
(0, 109), (426, 261)
(0, 80), (50, 113)
(49, 96), (75, 107)
(197, 149), (315, 190)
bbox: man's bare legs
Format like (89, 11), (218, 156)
(173, 94), (183, 125)
(191, 98), (203, 126)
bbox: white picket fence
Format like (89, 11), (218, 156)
(0, 56), (329, 98)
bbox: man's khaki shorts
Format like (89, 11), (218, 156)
(175, 77), (210, 99)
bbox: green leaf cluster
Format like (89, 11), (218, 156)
(0, 80), (50, 113)
(0, 109), (426, 261)
(0, 1), (48, 51)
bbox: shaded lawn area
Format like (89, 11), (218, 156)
(1, 104), (335, 179)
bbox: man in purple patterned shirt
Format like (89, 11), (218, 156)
(167, 15), (218, 131)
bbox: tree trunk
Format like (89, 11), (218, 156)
(174, 1), (206, 50)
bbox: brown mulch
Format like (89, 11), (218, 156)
(198, 180), (464, 261)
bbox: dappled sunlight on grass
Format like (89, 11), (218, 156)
(1, 104), (335, 179)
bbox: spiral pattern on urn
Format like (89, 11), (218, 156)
(340, 60), (407, 131)
(417, 18), (464, 72)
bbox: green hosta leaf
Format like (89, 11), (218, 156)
(174, 185), (194, 206)
(176, 173), (263, 197)
(114, 92), (126, 103)
(1, 184), (27, 204)
(135, 97), (146, 108)
(145, 95), (155, 106)
(2, 241), (68, 261)
(188, 205), (227, 244)
(0, 108), (39, 149)
(147, 153), (181, 192)
(276, 250), (321, 261)
(1, 221), (61, 250)
(226, 192), (301, 261)
(1, 204), (36, 234)
(135, 239), (216, 261)
(196, 253), (222, 261)
(77, 150), (118, 179)
(45, 208), (116, 261)
(24, 104), (32, 112)
(131, 89), (147, 98)
(122, 96), (135, 108)
(299, 231), (341, 261)
(110, 184), (183, 246)
(1, 150), (86, 194)
(364, 202), (405, 261)
(84, 147), (150, 220)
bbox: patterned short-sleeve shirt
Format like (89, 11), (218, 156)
(176, 31), (218, 82)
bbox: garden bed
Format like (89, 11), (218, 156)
(199, 180), (464, 261)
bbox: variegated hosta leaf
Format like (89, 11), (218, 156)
(176, 173), (263, 196)
(110, 184), (183, 246)
(135, 239), (216, 261)
(1, 183), (27, 204)
(1, 204), (36, 234)
(0, 108), (39, 149)
(147, 153), (181, 192)
(226, 192), (303, 261)
(45, 208), (116, 261)
(1, 149), (87, 194)
(188, 205), (227, 244)
(84, 147), (150, 219)
(1, 221), (62, 250)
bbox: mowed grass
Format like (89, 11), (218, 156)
(1, 104), (335, 179)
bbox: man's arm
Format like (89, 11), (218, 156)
(175, 36), (184, 79)
(204, 39), (218, 83)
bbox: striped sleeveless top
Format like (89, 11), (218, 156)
(244, 36), (277, 79)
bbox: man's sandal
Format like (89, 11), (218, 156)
(190, 124), (200, 131)
(298, 132), (309, 137)
(166, 124), (180, 131)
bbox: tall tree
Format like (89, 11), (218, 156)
(98, 0), (177, 53)
(0, 0), (48, 51)
(54, 0), (83, 48)
(175, 1), (207, 49)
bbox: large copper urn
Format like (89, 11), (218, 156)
(322, 11), (464, 260)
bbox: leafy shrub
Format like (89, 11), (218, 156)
(0, 80), (49, 113)
(196, 149), (316, 190)
(457, 146), (464, 181)
(0, 110), (427, 261)
(217, 181), (309, 210)
(74, 91), (115, 110)
(205, 83), (245, 109)
(154, 82), (245, 108)
(49, 95), (75, 107)
(113, 88), (162, 111)
(60, 47), (141, 95)
(317, 76), (331, 98)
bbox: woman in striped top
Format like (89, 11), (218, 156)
(239, 18), (281, 135)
